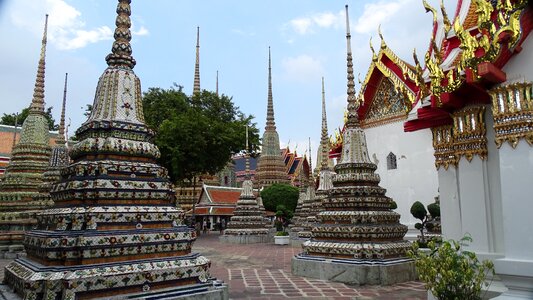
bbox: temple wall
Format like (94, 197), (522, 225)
(503, 32), (533, 81)
(491, 31), (533, 298)
(364, 121), (438, 228)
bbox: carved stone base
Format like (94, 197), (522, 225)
(4, 254), (222, 300)
(291, 254), (416, 285)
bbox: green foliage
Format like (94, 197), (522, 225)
(275, 231), (289, 236)
(1, 107), (58, 130)
(82, 104), (93, 118)
(274, 218), (284, 231)
(142, 85), (260, 182)
(410, 201), (427, 221)
(261, 184), (299, 216)
(414, 223), (423, 230)
(408, 235), (495, 300)
(390, 200), (398, 210)
(427, 203), (441, 218)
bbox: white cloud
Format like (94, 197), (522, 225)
(288, 10), (344, 35)
(312, 12), (342, 28)
(281, 55), (324, 83)
(354, 0), (409, 34)
(132, 26), (149, 36)
(290, 18), (313, 35)
(9, 0), (147, 50)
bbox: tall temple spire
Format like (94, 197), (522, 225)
(308, 137), (312, 180)
(105, 1), (136, 69)
(56, 73), (68, 145)
(344, 4), (359, 127)
(254, 47), (288, 188)
(245, 125), (250, 178)
(216, 70), (219, 96)
(266, 47), (275, 130)
(29, 14), (48, 114)
(193, 26), (201, 94)
(320, 77), (330, 170)
(338, 4), (372, 165)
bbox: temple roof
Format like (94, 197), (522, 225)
(404, 0), (533, 131)
(357, 34), (418, 129)
(198, 184), (259, 205)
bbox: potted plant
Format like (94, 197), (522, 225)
(408, 235), (495, 300)
(274, 231), (290, 245)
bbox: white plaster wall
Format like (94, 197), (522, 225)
(438, 167), (462, 240)
(365, 121), (439, 228)
(498, 141), (533, 259)
(502, 31), (533, 80)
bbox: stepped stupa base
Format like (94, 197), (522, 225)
(5, 254), (228, 300)
(219, 234), (269, 244)
(291, 254), (416, 285)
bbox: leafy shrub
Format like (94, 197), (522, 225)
(390, 200), (398, 210)
(410, 201), (427, 220)
(275, 231), (289, 236)
(427, 203), (441, 218)
(408, 235), (494, 300)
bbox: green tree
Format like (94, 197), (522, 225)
(142, 85), (260, 183)
(1, 107), (58, 130)
(260, 184), (299, 217)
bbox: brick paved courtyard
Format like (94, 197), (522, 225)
(194, 232), (427, 299)
(0, 232), (427, 299)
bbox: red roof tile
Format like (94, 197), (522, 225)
(208, 190), (241, 204)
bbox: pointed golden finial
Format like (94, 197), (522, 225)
(423, 0), (438, 24)
(369, 36), (378, 62)
(440, 0), (451, 34)
(29, 14), (49, 114)
(378, 24), (387, 49)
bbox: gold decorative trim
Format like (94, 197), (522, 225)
(432, 105), (488, 169)
(489, 81), (533, 148)
(415, 0), (528, 103)
(452, 105), (487, 161)
(432, 125), (457, 170)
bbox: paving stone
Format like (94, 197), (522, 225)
(192, 232), (427, 299)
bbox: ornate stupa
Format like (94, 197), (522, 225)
(298, 77), (334, 240)
(292, 5), (415, 285)
(33, 73), (70, 205)
(254, 48), (290, 188)
(4, 1), (227, 299)
(221, 127), (269, 244)
(0, 15), (53, 248)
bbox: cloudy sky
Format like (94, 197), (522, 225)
(0, 0), (452, 162)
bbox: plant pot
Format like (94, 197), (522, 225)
(274, 236), (290, 245)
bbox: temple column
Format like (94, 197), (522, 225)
(434, 106), (504, 257)
(490, 82), (533, 299)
